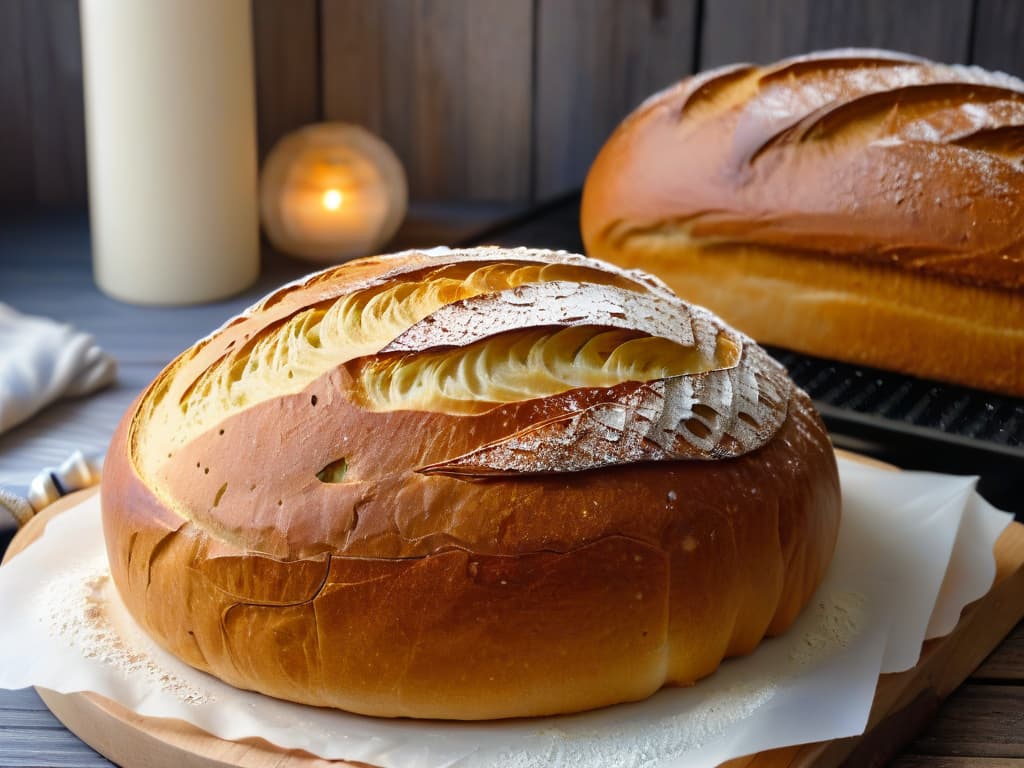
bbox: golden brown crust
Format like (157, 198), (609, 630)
(102, 247), (840, 719)
(589, 239), (1024, 397)
(581, 49), (1024, 394)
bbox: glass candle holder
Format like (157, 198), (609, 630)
(260, 123), (408, 263)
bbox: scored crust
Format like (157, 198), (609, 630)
(102, 247), (840, 719)
(581, 49), (1024, 395)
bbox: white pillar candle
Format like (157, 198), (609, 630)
(80, 0), (260, 305)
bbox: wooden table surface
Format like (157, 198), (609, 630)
(0, 209), (1021, 767)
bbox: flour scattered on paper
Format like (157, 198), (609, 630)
(791, 591), (868, 666)
(500, 680), (777, 768)
(42, 557), (212, 705)
(499, 590), (868, 768)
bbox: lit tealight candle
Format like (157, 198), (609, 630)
(260, 123), (408, 263)
(322, 189), (343, 211)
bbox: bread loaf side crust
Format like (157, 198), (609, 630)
(102, 248), (840, 719)
(588, 237), (1024, 396)
(581, 50), (1024, 393)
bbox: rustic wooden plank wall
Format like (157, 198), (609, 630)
(534, 0), (698, 200)
(972, 0), (1024, 75)
(1, 0), (1022, 207)
(321, 0), (534, 202)
(0, 0), (85, 206)
(251, 0), (320, 160)
(700, 0), (974, 68)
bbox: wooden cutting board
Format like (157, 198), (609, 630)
(6, 470), (1024, 768)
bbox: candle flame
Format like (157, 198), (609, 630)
(322, 188), (344, 211)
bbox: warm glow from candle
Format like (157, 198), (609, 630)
(322, 188), (343, 211)
(260, 122), (408, 262)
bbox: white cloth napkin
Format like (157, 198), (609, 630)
(0, 303), (117, 435)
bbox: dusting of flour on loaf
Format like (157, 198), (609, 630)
(43, 556), (212, 705)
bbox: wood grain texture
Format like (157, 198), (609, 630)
(973, 0), (1024, 78)
(891, 758), (1024, 768)
(0, 0), (319, 205)
(321, 0), (533, 202)
(700, 0), (974, 69)
(534, 0), (698, 199)
(0, 0), (86, 205)
(910, 685), (1024, 758)
(38, 689), (340, 768)
(975, 623), (1024, 681)
(0, 689), (49, 712)
(0, 726), (112, 768)
(22, 0), (86, 206)
(0, 708), (70, 729)
(0, 1), (35, 204)
(252, 0), (320, 161)
(0, 0), (1020, 206)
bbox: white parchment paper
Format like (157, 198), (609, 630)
(0, 457), (1012, 768)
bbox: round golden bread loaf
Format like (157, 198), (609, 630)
(101, 247), (840, 720)
(581, 49), (1024, 396)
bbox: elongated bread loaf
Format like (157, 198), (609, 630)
(581, 49), (1024, 396)
(102, 247), (840, 719)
